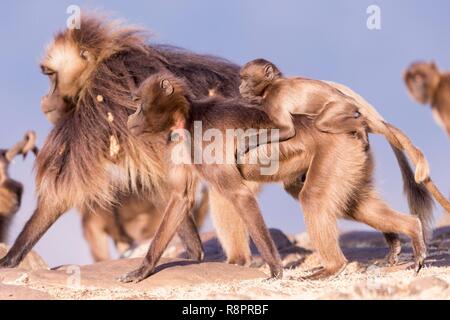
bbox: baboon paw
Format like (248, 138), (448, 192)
(386, 247), (401, 266)
(248, 256), (265, 268)
(271, 267), (283, 279)
(414, 256), (426, 275)
(300, 264), (346, 281)
(117, 265), (153, 283)
(186, 248), (204, 262)
(0, 257), (19, 269)
(387, 254), (399, 266)
(264, 268), (283, 282)
(414, 159), (430, 183)
(227, 255), (251, 266)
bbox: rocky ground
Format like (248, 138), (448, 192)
(2, 227), (450, 300)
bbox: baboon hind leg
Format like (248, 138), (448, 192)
(209, 188), (251, 266)
(299, 156), (348, 280)
(82, 213), (111, 262)
(315, 102), (368, 147)
(218, 184), (283, 279)
(352, 192), (426, 273)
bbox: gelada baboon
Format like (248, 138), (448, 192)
(0, 14), (251, 268)
(120, 72), (442, 282)
(41, 101), (209, 262)
(404, 61), (450, 137)
(0, 132), (38, 242)
(239, 58), (450, 242)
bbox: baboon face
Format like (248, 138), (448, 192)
(239, 59), (280, 99)
(40, 37), (95, 121)
(40, 93), (72, 124)
(128, 74), (188, 136)
(404, 62), (440, 105)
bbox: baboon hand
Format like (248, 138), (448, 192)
(0, 255), (20, 269)
(414, 158), (430, 183)
(117, 263), (154, 283)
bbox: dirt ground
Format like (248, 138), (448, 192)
(2, 227), (450, 299)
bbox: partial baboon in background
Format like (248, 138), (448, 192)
(119, 73), (444, 282)
(0, 132), (38, 242)
(404, 61), (450, 138)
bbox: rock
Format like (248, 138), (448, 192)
(0, 268), (30, 284)
(432, 226), (450, 240)
(0, 284), (54, 300)
(339, 231), (408, 248)
(409, 276), (449, 295)
(125, 228), (301, 263)
(0, 243), (48, 270)
(250, 229), (293, 253)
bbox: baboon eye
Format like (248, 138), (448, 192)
(41, 65), (55, 76)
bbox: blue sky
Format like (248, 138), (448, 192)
(0, 0), (449, 266)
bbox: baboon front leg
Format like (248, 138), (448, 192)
(0, 202), (66, 268)
(177, 215), (204, 261)
(353, 193), (426, 273)
(118, 195), (193, 283)
(221, 186), (283, 279)
(383, 233), (402, 266)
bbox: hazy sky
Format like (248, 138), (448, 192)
(0, 0), (449, 266)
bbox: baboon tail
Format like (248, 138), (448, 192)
(192, 186), (209, 229)
(385, 123), (450, 213)
(390, 144), (434, 243)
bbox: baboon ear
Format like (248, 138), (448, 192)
(160, 79), (174, 96)
(264, 64), (275, 80)
(131, 91), (140, 102)
(80, 50), (91, 61)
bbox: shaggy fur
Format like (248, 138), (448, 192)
(36, 15), (240, 212)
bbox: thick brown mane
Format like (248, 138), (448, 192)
(36, 14), (241, 211)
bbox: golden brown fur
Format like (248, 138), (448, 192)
(404, 61), (450, 137)
(1, 14), (256, 268)
(121, 73), (428, 282)
(239, 59), (450, 242)
(42, 99), (208, 262)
